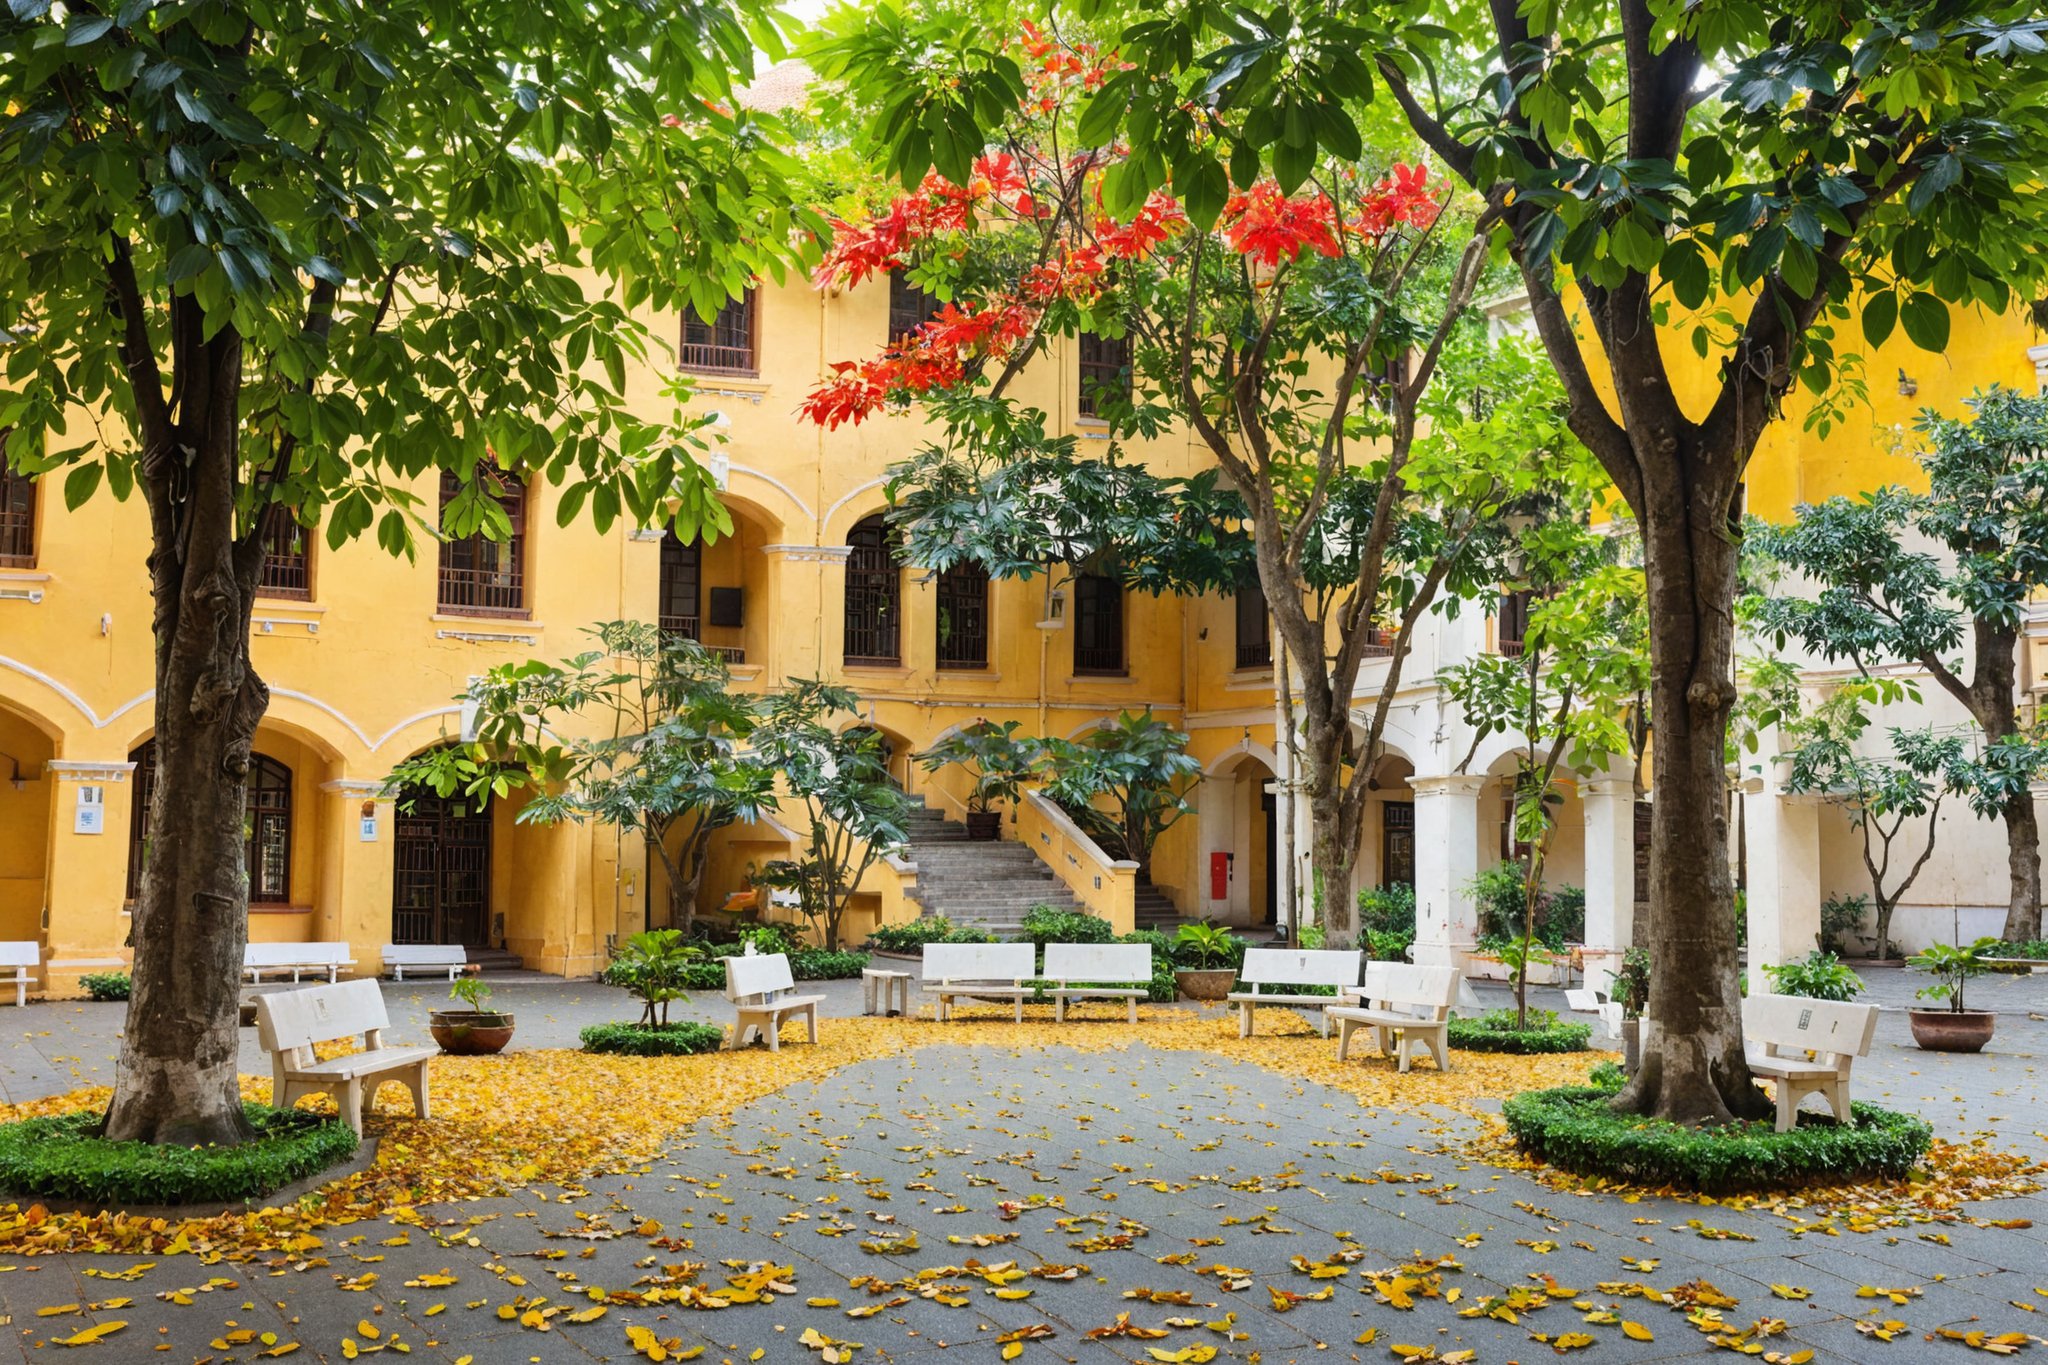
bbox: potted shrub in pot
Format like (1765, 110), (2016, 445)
(1907, 936), (1999, 1052)
(916, 720), (1043, 842)
(1172, 921), (1239, 1001)
(428, 977), (516, 1056)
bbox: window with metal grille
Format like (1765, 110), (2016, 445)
(659, 531), (702, 640)
(1072, 572), (1125, 674)
(1496, 588), (1532, 656)
(935, 560), (989, 669)
(679, 289), (758, 375)
(1233, 580), (1271, 670)
(257, 514), (312, 599)
(844, 514), (902, 665)
(0, 464), (33, 568)
(127, 745), (293, 903)
(889, 275), (944, 342)
(1381, 801), (1416, 888)
(437, 469), (528, 618)
(1077, 331), (1131, 418)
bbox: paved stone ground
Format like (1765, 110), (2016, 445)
(0, 965), (2044, 1362)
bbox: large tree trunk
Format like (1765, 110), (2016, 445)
(1609, 461), (1768, 1125)
(2000, 795), (2042, 943)
(1967, 624), (2042, 942)
(1302, 709), (1359, 947)
(102, 323), (266, 1146)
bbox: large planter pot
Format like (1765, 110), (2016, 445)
(964, 811), (1003, 842)
(429, 1010), (516, 1056)
(1907, 1008), (1995, 1053)
(1175, 967), (1235, 1002)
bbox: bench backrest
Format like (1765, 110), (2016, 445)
(1238, 948), (1362, 990)
(724, 952), (797, 1001)
(256, 979), (390, 1055)
(1743, 993), (1880, 1059)
(382, 944), (467, 965)
(1043, 941), (1151, 983)
(922, 941), (1036, 983)
(1360, 962), (1460, 1015)
(246, 941), (350, 967)
(0, 941), (39, 968)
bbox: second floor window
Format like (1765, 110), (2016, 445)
(680, 289), (758, 375)
(437, 469), (528, 618)
(844, 514), (901, 665)
(1077, 331), (1131, 419)
(1072, 572), (1125, 675)
(1234, 579), (1271, 670)
(660, 531), (702, 639)
(0, 464), (34, 569)
(935, 560), (989, 669)
(257, 514), (312, 599)
(889, 275), (944, 342)
(1497, 588), (1533, 656)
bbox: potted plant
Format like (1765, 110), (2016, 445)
(1172, 921), (1239, 1001)
(916, 721), (1043, 840)
(1907, 936), (2000, 1052)
(428, 977), (516, 1056)
(1608, 947), (1650, 1076)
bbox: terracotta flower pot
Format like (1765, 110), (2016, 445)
(964, 811), (1003, 842)
(1175, 967), (1235, 1002)
(1907, 1008), (1995, 1053)
(429, 1010), (516, 1056)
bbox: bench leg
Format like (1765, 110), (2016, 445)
(1055, 993), (1066, 1024)
(1127, 995), (1137, 1026)
(13, 977), (22, 1008)
(1238, 1002), (1253, 1038)
(342, 1077), (364, 1137)
(1396, 1029), (1413, 1074)
(272, 1058), (291, 1110)
(893, 978), (909, 1016)
(1774, 1079), (1797, 1133)
(1425, 1027), (1449, 1073)
(404, 1062), (431, 1120)
(1336, 1017), (1356, 1062)
(1317, 1008), (1331, 1039)
(806, 1003), (819, 1046)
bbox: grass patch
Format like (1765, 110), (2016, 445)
(579, 1021), (726, 1057)
(1447, 1008), (1593, 1054)
(0, 1103), (357, 1206)
(1503, 1068), (1933, 1194)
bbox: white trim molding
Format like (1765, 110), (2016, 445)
(763, 543), (852, 563)
(45, 759), (137, 783)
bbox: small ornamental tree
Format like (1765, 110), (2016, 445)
(0, 0), (815, 1143)
(805, 22), (1581, 942)
(386, 623), (777, 937)
(751, 680), (912, 951)
(1747, 387), (2048, 941)
(1040, 711), (1202, 882)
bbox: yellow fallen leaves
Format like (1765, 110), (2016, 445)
(1936, 1328), (2033, 1355)
(51, 1320), (125, 1346)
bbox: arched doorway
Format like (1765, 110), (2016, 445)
(392, 785), (491, 945)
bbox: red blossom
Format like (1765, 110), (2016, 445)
(1347, 162), (1444, 240)
(1220, 182), (1341, 267)
(1096, 190), (1187, 260)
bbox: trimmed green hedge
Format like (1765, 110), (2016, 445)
(675, 948), (871, 991)
(79, 972), (131, 1002)
(868, 918), (994, 953)
(0, 1103), (357, 1206)
(1502, 1071), (1933, 1194)
(580, 1021), (725, 1056)
(1447, 1008), (1593, 1054)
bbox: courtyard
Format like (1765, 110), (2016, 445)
(0, 974), (2041, 1363)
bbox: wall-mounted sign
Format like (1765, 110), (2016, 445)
(360, 815), (379, 842)
(73, 785), (104, 835)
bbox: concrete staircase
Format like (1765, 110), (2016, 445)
(1133, 880), (1181, 932)
(899, 805), (1085, 936)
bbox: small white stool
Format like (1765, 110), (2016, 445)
(862, 968), (912, 1017)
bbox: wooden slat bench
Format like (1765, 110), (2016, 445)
(1742, 992), (1881, 1132)
(1328, 963), (1460, 1072)
(1227, 948), (1363, 1037)
(244, 941), (356, 984)
(381, 945), (477, 981)
(1045, 942), (1152, 1024)
(722, 952), (825, 1052)
(0, 942), (38, 1007)
(255, 979), (433, 1136)
(921, 942), (1037, 1022)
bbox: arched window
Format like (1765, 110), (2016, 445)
(935, 561), (989, 669)
(127, 745), (294, 904)
(844, 514), (902, 665)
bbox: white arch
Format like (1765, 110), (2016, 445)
(0, 652), (105, 729)
(822, 478), (889, 541)
(725, 463), (814, 525)
(1205, 738), (1280, 778)
(1464, 729), (1530, 779)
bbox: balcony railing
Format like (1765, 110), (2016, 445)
(1235, 639), (1273, 670)
(659, 615), (746, 664)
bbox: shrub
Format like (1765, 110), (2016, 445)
(1367, 929), (1415, 960)
(1170, 921), (1245, 970)
(868, 918), (992, 953)
(1447, 1008), (1593, 1054)
(1503, 1077), (1933, 1194)
(1607, 947), (1651, 1019)
(1467, 864), (1585, 949)
(1545, 885), (1586, 946)
(79, 972), (131, 1002)
(579, 1021), (725, 1056)
(1357, 884), (1417, 938)
(599, 930), (703, 1027)
(789, 949), (868, 980)
(0, 1103), (357, 1206)
(1016, 905), (1115, 947)
(1820, 893), (1868, 955)
(1762, 950), (1865, 1001)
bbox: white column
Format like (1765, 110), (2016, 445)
(1579, 775), (1637, 990)
(1744, 774), (1823, 972)
(1411, 774), (1486, 967)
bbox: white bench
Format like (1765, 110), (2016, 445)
(1743, 993), (1881, 1133)
(723, 952), (825, 1051)
(0, 942), (37, 1006)
(1328, 963), (1459, 1072)
(255, 979), (433, 1136)
(1227, 948), (1363, 1037)
(381, 945), (477, 981)
(1044, 942), (1152, 1023)
(921, 942), (1037, 1022)
(1564, 986), (1624, 1037)
(244, 941), (356, 984)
